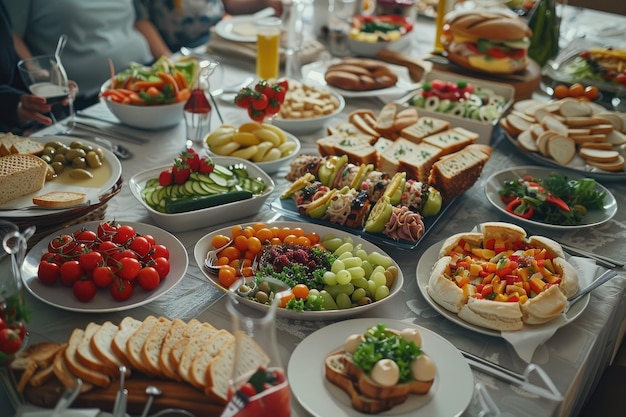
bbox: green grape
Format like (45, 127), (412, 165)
(374, 285), (390, 301)
(319, 290), (338, 310)
(371, 271), (387, 287)
(355, 248), (369, 260)
(331, 259), (345, 274)
(337, 251), (353, 260)
(361, 260), (373, 278)
(334, 242), (354, 256)
(347, 266), (365, 280)
(342, 256), (363, 269)
(323, 271), (338, 286)
(324, 283), (354, 298)
(322, 236), (343, 252)
(351, 287), (366, 303)
(367, 279), (377, 295)
(368, 251), (393, 269)
(336, 270), (352, 285)
(336, 293), (352, 309)
(352, 277), (369, 289)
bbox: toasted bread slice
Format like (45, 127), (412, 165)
(53, 348), (93, 392)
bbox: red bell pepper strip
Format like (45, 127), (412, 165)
(545, 195), (570, 211)
(505, 198), (534, 219)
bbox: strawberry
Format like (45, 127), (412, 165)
(181, 148), (200, 172)
(198, 156), (214, 174)
(158, 169), (173, 186)
(261, 85), (275, 100)
(172, 159), (190, 184)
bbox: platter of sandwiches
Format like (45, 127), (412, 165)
(288, 318), (473, 417)
(416, 222), (588, 336)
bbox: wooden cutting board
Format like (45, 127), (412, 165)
(20, 373), (226, 417)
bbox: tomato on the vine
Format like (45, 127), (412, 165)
(151, 244), (170, 260)
(150, 257), (170, 279)
(38, 260), (61, 285)
(92, 265), (115, 288)
(117, 257), (142, 281)
(73, 279), (97, 302)
(110, 279), (134, 301)
(60, 260), (83, 286)
(129, 236), (151, 258)
(74, 229), (98, 246)
(97, 220), (119, 241)
(112, 225), (137, 245)
(48, 234), (77, 255)
(137, 267), (160, 291)
(78, 251), (103, 272)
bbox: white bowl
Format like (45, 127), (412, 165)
(100, 80), (185, 130)
(347, 32), (412, 57)
(128, 157), (275, 233)
(272, 91), (345, 135)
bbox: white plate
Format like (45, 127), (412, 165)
(416, 239), (590, 337)
(301, 60), (419, 98)
(128, 157), (275, 233)
(193, 221), (404, 320)
(484, 166), (618, 230)
(0, 136), (122, 217)
(272, 90), (345, 135)
(214, 15), (272, 42)
(288, 318), (474, 417)
(22, 221), (188, 313)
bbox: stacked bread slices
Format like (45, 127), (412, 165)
(501, 97), (626, 172)
(11, 316), (269, 405)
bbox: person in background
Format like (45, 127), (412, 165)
(135, 0), (283, 57)
(6, 0), (154, 110)
(0, 1), (76, 134)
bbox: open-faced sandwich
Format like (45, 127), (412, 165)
(325, 323), (436, 414)
(427, 222), (579, 331)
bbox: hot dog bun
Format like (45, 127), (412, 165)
(442, 11), (532, 74)
(325, 59), (398, 91)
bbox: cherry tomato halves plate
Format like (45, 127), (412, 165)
(22, 221), (188, 313)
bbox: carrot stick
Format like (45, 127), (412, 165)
(157, 71), (179, 95)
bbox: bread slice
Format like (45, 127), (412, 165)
(53, 348), (94, 392)
(428, 145), (491, 203)
(169, 319), (205, 373)
(0, 153), (48, 204)
(178, 323), (219, 384)
(546, 135), (576, 165)
(332, 136), (378, 166)
(141, 316), (173, 376)
(92, 321), (130, 377)
(64, 328), (111, 388)
(579, 148), (620, 163)
(159, 318), (189, 381)
(10, 138), (45, 155)
(401, 116), (451, 144)
(586, 154), (625, 172)
(11, 341), (67, 392)
(422, 127), (479, 155)
(76, 322), (118, 378)
(126, 315), (159, 375)
(32, 191), (87, 208)
(111, 316), (143, 368)
(0, 133), (21, 156)
(204, 340), (236, 404)
(374, 102), (398, 137)
(189, 329), (235, 389)
(379, 139), (442, 181)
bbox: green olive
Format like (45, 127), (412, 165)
(85, 151), (102, 168)
(93, 148), (105, 161)
(65, 148), (87, 162)
(258, 281), (271, 294)
(40, 154), (52, 164)
(42, 146), (56, 157)
(51, 161), (65, 174)
(52, 154), (67, 165)
(45, 165), (57, 181)
(255, 291), (269, 304)
(69, 168), (93, 180)
(44, 140), (65, 149)
(72, 157), (87, 169)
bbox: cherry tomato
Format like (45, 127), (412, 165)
(40, 251), (65, 265)
(97, 220), (119, 241)
(0, 319), (7, 332)
(113, 225), (137, 245)
(0, 328), (22, 355)
(73, 279), (97, 302)
(78, 251), (103, 272)
(151, 257), (170, 279)
(73, 229), (98, 246)
(96, 240), (120, 256)
(92, 265), (115, 288)
(14, 322), (27, 340)
(142, 234), (156, 247)
(110, 278), (134, 301)
(129, 236), (151, 258)
(150, 244), (170, 260)
(60, 260), (83, 286)
(48, 234), (77, 255)
(584, 85), (600, 100)
(137, 267), (160, 291)
(117, 257), (141, 281)
(292, 284), (309, 299)
(218, 266), (237, 288)
(37, 260), (61, 285)
(568, 83), (584, 97)
(553, 84), (569, 99)
(112, 249), (138, 261)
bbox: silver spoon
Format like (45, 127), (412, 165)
(564, 269), (617, 314)
(140, 385), (163, 417)
(55, 34), (67, 60)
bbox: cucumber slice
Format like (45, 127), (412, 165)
(209, 172), (229, 187)
(424, 96), (440, 111)
(213, 164), (234, 178)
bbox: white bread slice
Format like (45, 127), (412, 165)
(379, 139), (442, 181)
(126, 315), (159, 375)
(374, 103), (398, 137)
(159, 318), (189, 381)
(546, 135), (576, 165)
(517, 128), (538, 152)
(92, 321), (130, 377)
(189, 329), (235, 389)
(400, 116), (451, 144)
(64, 328), (111, 388)
(595, 112), (624, 132)
(558, 98), (592, 117)
(10, 138), (44, 155)
(76, 322), (117, 378)
(580, 142), (614, 150)
(586, 154), (625, 172)
(605, 130), (626, 145)
(141, 317), (173, 376)
(579, 148), (620, 163)
(422, 128), (478, 155)
(0, 133), (20, 156)
(0, 153), (48, 205)
(178, 323), (219, 384)
(332, 136), (378, 166)
(542, 115), (569, 136)
(111, 316), (143, 369)
(32, 191), (86, 208)
(169, 319), (205, 373)
(53, 348), (93, 392)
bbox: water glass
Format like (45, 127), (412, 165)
(328, 0), (356, 56)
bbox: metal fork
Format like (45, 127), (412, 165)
(204, 239), (236, 275)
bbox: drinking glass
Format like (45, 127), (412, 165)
(224, 280), (291, 417)
(328, 0), (356, 57)
(281, 0), (304, 80)
(256, 18), (282, 81)
(17, 54), (74, 124)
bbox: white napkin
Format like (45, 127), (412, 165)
(16, 405), (102, 417)
(501, 256), (598, 362)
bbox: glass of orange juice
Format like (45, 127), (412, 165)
(256, 17), (281, 81)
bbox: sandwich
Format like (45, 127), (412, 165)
(442, 11), (532, 74)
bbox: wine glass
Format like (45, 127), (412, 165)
(224, 279), (291, 417)
(17, 53), (75, 125)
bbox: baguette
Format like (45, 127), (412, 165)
(32, 191), (86, 208)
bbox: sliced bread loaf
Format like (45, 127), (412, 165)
(64, 328), (111, 388)
(92, 321), (129, 376)
(76, 322), (118, 378)
(111, 316), (143, 368)
(178, 323), (219, 384)
(126, 315), (159, 375)
(189, 329), (235, 389)
(141, 316), (173, 376)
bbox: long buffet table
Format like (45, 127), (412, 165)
(2, 4), (626, 417)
